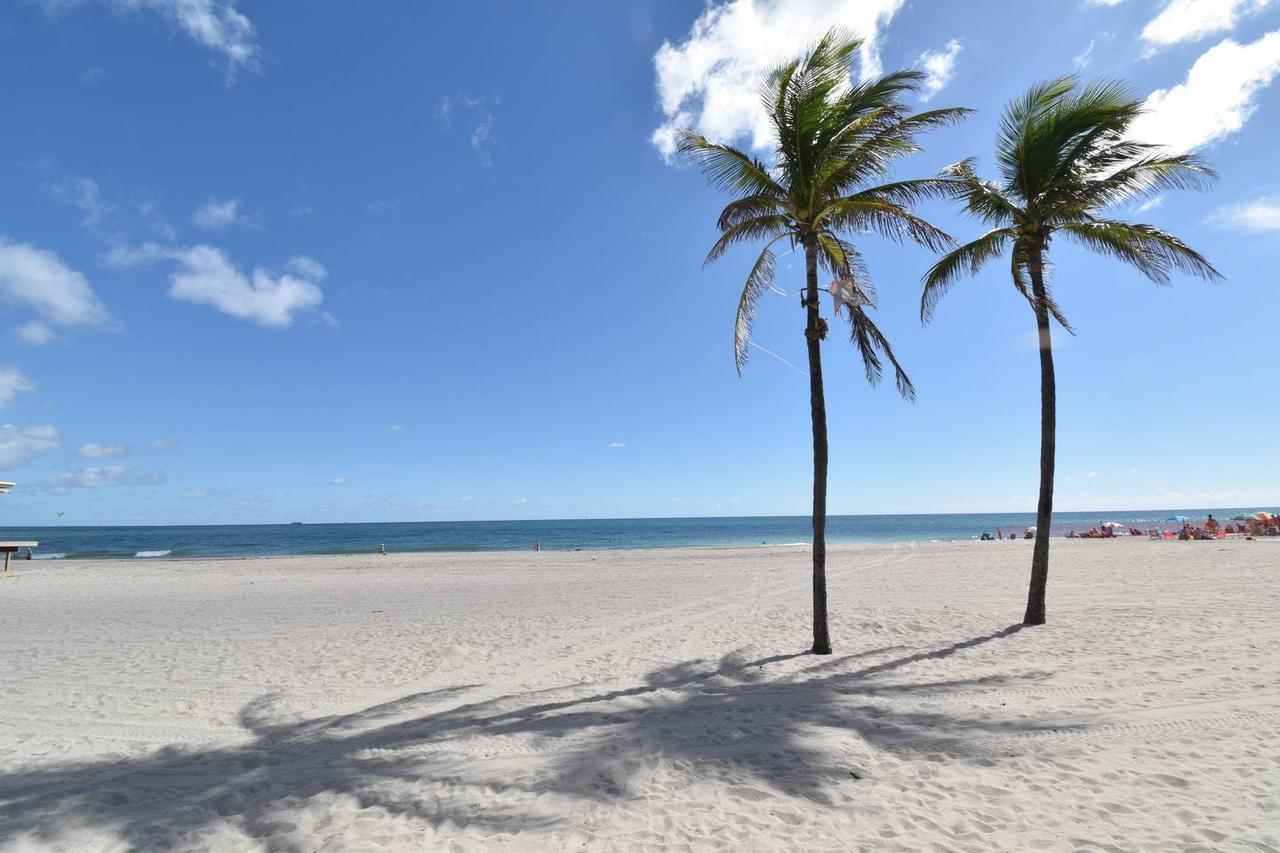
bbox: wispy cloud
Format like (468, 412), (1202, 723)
(193, 197), (253, 230)
(917, 39), (961, 102)
(650, 0), (906, 159)
(1130, 30), (1280, 153)
(147, 437), (180, 453)
(0, 237), (117, 345)
(608, 441), (626, 449)
(331, 477), (348, 486)
(77, 442), (127, 459)
(1209, 197), (1280, 230)
(106, 243), (328, 328)
(435, 96), (499, 165)
(42, 174), (113, 230)
(1142, 0), (1273, 52)
(47, 464), (163, 488)
(44, 0), (260, 78)
(0, 368), (36, 409)
(79, 65), (108, 85)
(0, 425), (60, 467)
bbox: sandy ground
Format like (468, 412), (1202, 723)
(0, 539), (1277, 852)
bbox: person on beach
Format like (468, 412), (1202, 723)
(533, 541), (541, 552)
(1205, 514), (1219, 534)
(379, 543), (386, 555)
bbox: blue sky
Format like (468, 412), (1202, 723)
(1, 0), (1278, 525)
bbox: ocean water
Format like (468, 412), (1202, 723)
(0, 509), (1262, 560)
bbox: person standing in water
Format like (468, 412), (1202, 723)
(533, 541), (541, 552)
(378, 543), (386, 556)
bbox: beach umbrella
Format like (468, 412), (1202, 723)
(1102, 521), (1126, 529)
(1166, 515), (1189, 522)
(1231, 514), (1254, 521)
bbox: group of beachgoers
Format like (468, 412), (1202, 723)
(978, 512), (1279, 542)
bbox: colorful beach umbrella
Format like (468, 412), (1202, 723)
(1231, 514), (1254, 521)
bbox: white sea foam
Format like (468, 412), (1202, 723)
(32, 552), (66, 560)
(134, 550), (172, 558)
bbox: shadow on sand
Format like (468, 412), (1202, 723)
(0, 624), (1042, 850)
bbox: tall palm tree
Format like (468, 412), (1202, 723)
(921, 77), (1221, 626)
(679, 30), (968, 654)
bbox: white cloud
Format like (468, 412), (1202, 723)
(192, 197), (249, 230)
(1137, 195), (1166, 212)
(139, 200), (177, 240)
(1142, 0), (1272, 51)
(435, 96), (498, 165)
(148, 436), (180, 452)
(390, 424), (408, 433)
(331, 477), (348, 486)
(1210, 197), (1280, 230)
(107, 242), (327, 328)
(45, 0), (259, 76)
(15, 322), (57, 346)
(1088, 471), (1099, 479)
(1075, 39), (1096, 69)
(43, 175), (112, 229)
(917, 39), (961, 102)
(1085, 0), (1126, 6)
(0, 368), (36, 409)
(608, 442), (626, 449)
(651, 0), (906, 158)
(1130, 31), (1280, 153)
(0, 425), (60, 467)
(48, 465), (163, 488)
(0, 237), (116, 345)
(77, 442), (127, 459)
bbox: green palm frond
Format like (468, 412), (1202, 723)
(703, 216), (790, 267)
(1059, 220), (1222, 283)
(680, 26), (965, 381)
(920, 228), (1014, 322)
(676, 132), (785, 198)
(815, 232), (872, 300)
(846, 304), (915, 401)
(926, 77), (1218, 334)
(733, 235), (790, 374)
(819, 196), (955, 253)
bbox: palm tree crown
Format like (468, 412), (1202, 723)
(922, 76), (1221, 327)
(679, 29), (969, 394)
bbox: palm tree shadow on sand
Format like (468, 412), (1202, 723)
(0, 625), (1050, 851)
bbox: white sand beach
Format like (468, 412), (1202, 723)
(1, 540), (1277, 852)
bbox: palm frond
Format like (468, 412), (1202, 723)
(733, 237), (789, 374)
(704, 216), (791, 267)
(846, 305), (915, 401)
(1059, 220), (1222, 283)
(920, 227), (1013, 322)
(676, 132), (785, 198)
(819, 197), (955, 253)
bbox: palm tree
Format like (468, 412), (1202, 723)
(921, 77), (1221, 626)
(678, 30), (968, 654)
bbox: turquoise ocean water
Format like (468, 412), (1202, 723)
(0, 509), (1263, 560)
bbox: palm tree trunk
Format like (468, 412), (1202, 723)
(1025, 249), (1056, 626)
(803, 239), (832, 655)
